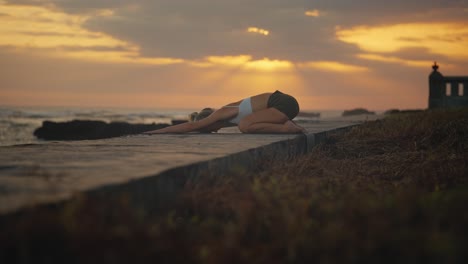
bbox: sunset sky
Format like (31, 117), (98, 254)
(1, 0), (467, 111)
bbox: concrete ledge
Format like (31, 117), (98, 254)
(85, 125), (357, 214)
(86, 135), (308, 213)
(0, 121), (361, 216)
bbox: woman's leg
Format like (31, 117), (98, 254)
(238, 108), (304, 133)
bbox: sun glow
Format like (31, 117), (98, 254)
(213, 70), (306, 97)
(244, 58), (294, 71)
(191, 56), (294, 72)
(298, 61), (369, 73)
(336, 22), (468, 59)
(247, 27), (270, 36)
(205, 55), (252, 66)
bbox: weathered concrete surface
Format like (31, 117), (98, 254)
(0, 117), (377, 215)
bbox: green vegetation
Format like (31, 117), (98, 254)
(1, 108), (468, 263)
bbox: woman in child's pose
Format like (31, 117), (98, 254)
(144, 90), (305, 134)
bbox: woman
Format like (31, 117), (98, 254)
(144, 90), (306, 134)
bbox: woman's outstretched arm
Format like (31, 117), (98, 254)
(143, 107), (238, 134)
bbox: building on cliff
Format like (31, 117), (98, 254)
(429, 62), (468, 109)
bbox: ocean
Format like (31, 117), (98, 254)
(0, 106), (196, 147)
(0, 106), (344, 147)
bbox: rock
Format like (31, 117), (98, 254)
(384, 109), (424, 115)
(34, 120), (169, 140)
(298, 112), (321, 118)
(342, 108), (375, 117)
(400, 109), (424, 114)
(171, 119), (188, 125)
(384, 109), (400, 115)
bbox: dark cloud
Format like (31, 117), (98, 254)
(26, 44), (131, 52)
(307, 0), (467, 14)
(390, 47), (448, 61)
(78, 0), (353, 61)
(4, 0), (128, 11)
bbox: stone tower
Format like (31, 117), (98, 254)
(428, 62), (445, 109)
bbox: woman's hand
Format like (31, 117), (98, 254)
(142, 130), (161, 135)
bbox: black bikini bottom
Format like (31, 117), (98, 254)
(267, 90), (300, 120)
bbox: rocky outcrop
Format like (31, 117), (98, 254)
(297, 112), (321, 118)
(384, 109), (424, 115)
(34, 120), (170, 140)
(342, 108), (375, 117)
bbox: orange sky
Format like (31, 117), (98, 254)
(1, 0), (468, 111)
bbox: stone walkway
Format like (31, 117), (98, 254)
(0, 117), (379, 214)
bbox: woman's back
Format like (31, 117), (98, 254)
(223, 92), (271, 111)
(250, 93), (272, 112)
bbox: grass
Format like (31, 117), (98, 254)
(1, 108), (468, 263)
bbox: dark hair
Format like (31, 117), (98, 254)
(189, 108), (214, 122)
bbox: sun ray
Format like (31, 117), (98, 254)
(298, 61), (369, 73)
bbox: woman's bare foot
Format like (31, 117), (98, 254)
(285, 120), (307, 133)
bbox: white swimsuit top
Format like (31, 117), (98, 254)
(224, 97), (252, 124)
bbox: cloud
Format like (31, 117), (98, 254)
(3, 0), (128, 11)
(336, 22), (468, 60)
(0, 1), (361, 74)
(0, 3), (128, 49)
(6, 0), (466, 64)
(0, 1), (358, 66)
(4, 1), (468, 66)
(305, 9), (321, 17)
(306, 0), (467, 16)
(2, 0), (334, 61)
(357, 54), (431, 68)
(0, 3), (187, 65)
